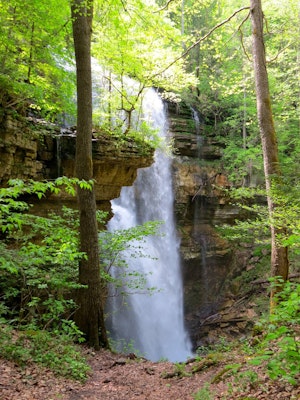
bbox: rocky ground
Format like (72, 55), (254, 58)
(1, 346), (299, 400)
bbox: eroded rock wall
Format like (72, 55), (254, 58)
(0, 105), (254, 349)
(0, 112), (154, 213)
(0, 114), (57, 181)
(167, 101), (252, 348)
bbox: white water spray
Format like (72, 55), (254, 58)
(107, 89), (192, 362)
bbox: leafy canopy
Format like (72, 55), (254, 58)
(0, 0), (75, 120)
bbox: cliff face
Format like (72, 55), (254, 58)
(0, 106), (253, 349)
(0, 112), (154, 212)
(167, 102), (252, 348)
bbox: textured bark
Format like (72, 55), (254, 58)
(71, 0), (108, 349)
(250, 0), (289, 305)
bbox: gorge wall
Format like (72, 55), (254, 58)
(0, 111), (154, 214)
(0, 105), (254, 350)
(167, 102), (254, 348)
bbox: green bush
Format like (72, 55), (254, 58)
(0, 179), (91, 379)
(193, 383), (215, 400)
(250, 281), (300, 385)
(0, 325), (89, 381)
(0, 178), (160, 380)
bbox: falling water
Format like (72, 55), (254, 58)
(191, 107), (203, 159)
(191, 107), (211, 312)
(107, 89), (192, 362)
(56, 134), (62, 177)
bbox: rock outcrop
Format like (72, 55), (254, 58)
(0, 112), (154, 212)
(167, 101), (253, 348)
(0, 104), (254, 349)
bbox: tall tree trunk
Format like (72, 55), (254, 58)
(27, 22), (35, 83)
(71, 0), (108, 349)
(250, 0), (289, 307)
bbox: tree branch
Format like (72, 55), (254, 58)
(120, 0), (128, 13)
(153, 0), (176, 13)
(153, 6), (251, 78)
(238, 11), (251, 62)
(267, 44), (290, 63)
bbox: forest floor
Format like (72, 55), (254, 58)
(1, 345), (299, 400)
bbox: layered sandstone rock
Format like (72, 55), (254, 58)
(167, 102), (251, 348)
(0, 112), (154, 212)
(0, 104), (254, 349)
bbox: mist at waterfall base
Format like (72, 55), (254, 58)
(107, 89), (192, 362)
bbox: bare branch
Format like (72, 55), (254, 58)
(153, 0), (176, 13)
(267, 44), (291, 63)
(263, 12), (270, 34)
(237, 11), (251, 62)
(261, 13), (290, 64)
(120, 0), (128, 13)
(239, 28), (252, 62)
(153, 6), (251, 78)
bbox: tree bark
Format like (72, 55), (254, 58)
(250, 0), (289, 307)
(71, 0), (108, 349)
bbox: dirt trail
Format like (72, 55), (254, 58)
(1, 350), (299, 399)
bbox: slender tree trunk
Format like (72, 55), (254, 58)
(71, 0), (108, 349)
(250, 0), (289, 307)
(1, 6), (17, 71)
(27, 22), (35, 83)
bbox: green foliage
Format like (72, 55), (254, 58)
(192, 281), (300, 393)
(0, 325), (89, 381)
(216, 178), (300, 281)
(0, 178), (163, 378)
(127, 122), (162, 151)
(249, 281), (300, 385)
(1, 178), (162, 324)
(164, 0), (299, 192)
(269, 179), (300, 253)
(173, 362), (191, 378)
(0, 179), (88, 382)
(196, 336), (236, 357)
(193, 383), (215, 400)
(225, 368), (259, 399)
(100, 220), (162, 296)
(0, 209), (84, 335)
(235, 369), (259, 390)
(92, 0), (195, 138)
(93, 0), (194, 91)
(108, 336), (144, 358)
(1, 178), (161, 323)
(0, 0), (75, 119)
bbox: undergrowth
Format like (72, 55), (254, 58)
(0, 178), (160, 381)
(249, 280), (300, 385)
(0, 324), (90, 381)
(192, 281), (300, 398)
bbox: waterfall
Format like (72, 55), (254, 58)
(56, 134), (62, 177)
(107, 89), (192, 362)
(191, 107), (203, 158)
(191, 107), (212, 314)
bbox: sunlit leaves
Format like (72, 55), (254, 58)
(93, 0), (195, 90)
(163, 0), (299, 193)
(0, 178), (94, 234)
(100, 220), (162, 295)
(0, 0), (75, 119)
(90, 0), (196, 141)
(250, 281), (300, 385)
(0, 178), (163, 331)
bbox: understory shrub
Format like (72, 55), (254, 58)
(0, 324), (89, 381)
(0, 178), (160, 378)
(0, 179), (91, 379)
(250, 280), (300, 385)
